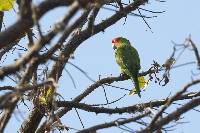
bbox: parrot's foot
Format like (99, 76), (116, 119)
(129, 88), (141, 98)
(120, 73), (127, 77)
(138, 91), (141, 98)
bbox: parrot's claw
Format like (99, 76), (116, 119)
(120, 73), (127, 77)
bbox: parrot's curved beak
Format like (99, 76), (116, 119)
(112, 43), (117, 50)
(112, 38), (118, 50)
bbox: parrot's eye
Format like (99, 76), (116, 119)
(112, 39), (118, 43)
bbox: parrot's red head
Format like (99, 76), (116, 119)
(112, 38), (120, 50)
(112, 37), (130, 50)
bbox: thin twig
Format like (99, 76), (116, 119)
(77, 111), (150, 133)
(147, 79), (200, 131)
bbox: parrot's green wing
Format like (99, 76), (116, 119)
(115, 45), (140, 72)
(115, 44), (141, 97)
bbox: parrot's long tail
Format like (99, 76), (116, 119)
(131, 76), (141, 97)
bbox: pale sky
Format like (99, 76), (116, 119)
(2, 0), (200, 132)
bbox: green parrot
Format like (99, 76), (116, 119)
(112, 37), (142, 97)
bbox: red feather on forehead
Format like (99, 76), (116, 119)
(112, 38), (120, 49)
(112, 38), (120, 43)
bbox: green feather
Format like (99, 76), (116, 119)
(114, 37), (141, 97)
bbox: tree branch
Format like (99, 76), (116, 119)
(188, 38), (200, 69)
(77, 111), (150, 133)
(138, 97), (200, 133)
(147, 78), (200, 130)
(56, 91), (200, 114)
